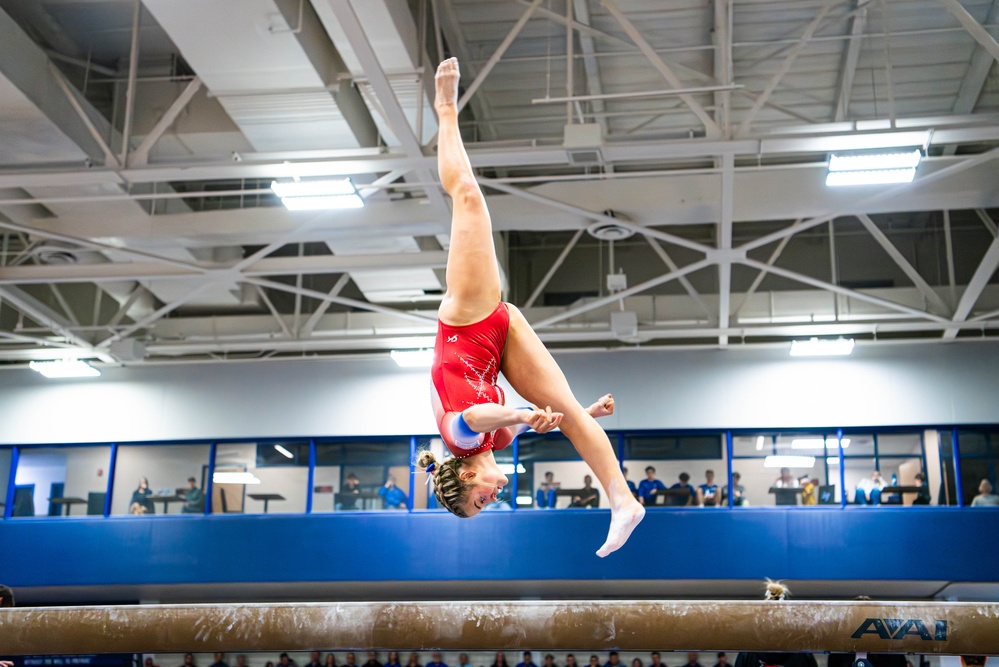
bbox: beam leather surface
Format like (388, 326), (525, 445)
(0, 600), (997, 655)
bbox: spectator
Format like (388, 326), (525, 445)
(571, 475), (600, 508)
(363, 653), (382, 667)
(604, 653), (621, 667)
(854, 470), (886, 505)
(542, 656), (558, 667)
(427, 653), (447, 667)
(697, 470), (719, 507)
(623, 468), (638, 498)
(712, 655), (728, 667)
(145, 659), (159, 667)
(266, 663), (274, 667)
(280, 655), (298, 667)
(683, 655), (703, 667)
(722, 472), (746, 507)
(325, 656), (338, 667)
(565, 656), (578, 667)
(305, 653), (323, 667)
(774, 467), (799, 489)
(588, 657), (600, 667)
(516, 653), (538, 667)
(0, 584), (14, 607)
(235, 658), (248, 667)
(210, 654), (229, 667)
(407, 654), (422, 667)
(536, 471), (559, 509)
(972, 479), (999, 506)
(386, 653), (402, 667)
(668, 472), (696, 506)
(338, 473), (362, 510)
(913, 472), (931, 505)
(179, 655), (196, 667)
(638, 466), (667, 505)
(649, 654), (665, 667)
(379, 476), (407, 510)
(491, 653), (509, 667)
(632, 660), (643, 667)
(345, 655), (358, 667)
(181, 477), (204, 514)
(800, 477), (819, 506)
(129, 476), (155, 515)
(458, 655), (472, 667)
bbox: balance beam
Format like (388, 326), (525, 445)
(1, 600), (997, 655)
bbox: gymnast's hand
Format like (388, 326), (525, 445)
(524, 406), (563, 433)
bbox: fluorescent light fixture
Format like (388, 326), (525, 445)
(827, 457), (840, 464)
(826, 168), (916, 186)
(789, 337), (855, 357)
(212, 472), (261, 485)
(498, 463), (528, 474)
(764, 455), (816, 469)
(270, 178), (363, 210)
(274, 444), (294, 459)
(755, 436), (765, 451)
(826, 149), (921, 187)
(791, 438), (851, 449)
(390, 349), (434, 368)
(29, 360), (100, 378)
(516, 495), (534, 506)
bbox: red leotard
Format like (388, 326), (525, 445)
(430, 302), (514, 458)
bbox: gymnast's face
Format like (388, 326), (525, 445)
(459, 461), (508, 517)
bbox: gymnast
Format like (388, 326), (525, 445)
(418, 57), (645, 557)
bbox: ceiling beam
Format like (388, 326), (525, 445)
(939, 0), (999, 62)
(718, 153), (735, 346)
(944, 222), (999, 339)
(130, 77), (203, 166)
(0, 284), (96, 352)
(834, 0), (870, 122)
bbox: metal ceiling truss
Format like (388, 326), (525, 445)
(0, 0), (998, 366)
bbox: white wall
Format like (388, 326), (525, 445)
(2, 341), (999, 445)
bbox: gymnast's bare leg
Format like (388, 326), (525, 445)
(435, 57), (644, 556)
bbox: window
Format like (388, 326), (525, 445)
(623, 433), (724, 508)
(111, 444), (210, 516)
(213, 441), (309, 515)
(314, 438), (411, 512)
(516, 433), (578, 509)
(13, 446), (111, 518)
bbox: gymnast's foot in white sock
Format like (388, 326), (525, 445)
(596, 499), (645, 558)
(435, 57), (460, 111)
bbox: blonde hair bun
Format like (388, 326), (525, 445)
(417, 450), (437, 471)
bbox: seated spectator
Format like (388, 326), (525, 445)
(638, 466), (667, 506)
(235, 658), (249, 667)
(971, 479), (999, 506)
(379, 476), (407, 509)
(682, 655), (703, 667)
(457, 656), (472, 667)
(774, 467), (799, 488)
(542, 656), (557, 667)
(632, 660), (643, 667)
(649, 654), (665, 667)
(721, 472), (746, 506)
(407, 654), (422, 667)
(490, 653), (509, 667)
(517, 652), (538, 667)
(210, 654), (229, 667)
(571, 475), (600, 508)
(800, 477), (819, 506)
(345, 655), (358, 667)
(304, 653), (322, 667)
(179, 655), (196, 667)
(279, 654), (298, 667)
(145, 658), (159, 667)
(668, 472), (696, 506)
(129, 476), (155, 515)
(427, 653), (447, 667)
(0, 584), (14, 607)
(912, 472), (931, 505)
(337, 473), (362, 510)
(588, 657), (599, 667)
(604, 652), (621, 667)
(697, 470), (719, 507)
(536, 471), (559, 509)
(180, 477), (204, 514)
(623, 467), (638, 499)
(326, 657), (339, 667)
(854, 470), (886, 505)
(712, 654), (728, 667)
(364, 653), (382, 667)
(565, 656), (578, 667)
(386, 653), (402, 667)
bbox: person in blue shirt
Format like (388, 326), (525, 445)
(426, 653), (447, 667)
(536, 471), (559, 508)
(669, 472), (696, 506)
(697, 469), (719, 507)
(623, 467), (638, 499)
(637, 466), (667, 506)
(180, 476), (204, 514)
(379, 475), (407, 509)
(516, 652), (538, 667)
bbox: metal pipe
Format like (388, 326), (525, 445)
(533, 85), (741, 105)
(120, 0), (142, 167)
